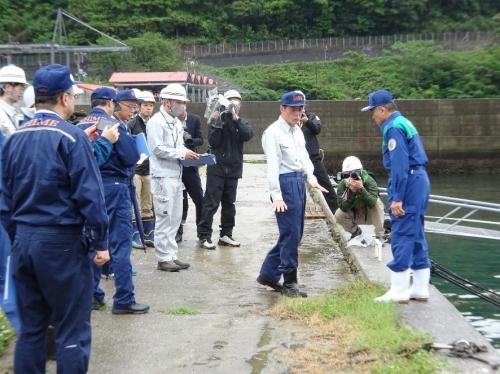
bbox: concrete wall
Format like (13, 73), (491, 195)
(187, 99), (500, 174)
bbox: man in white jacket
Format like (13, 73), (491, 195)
(147, 84), (199, 272)
(0, 65), (28, 138)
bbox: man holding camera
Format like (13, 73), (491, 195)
(361, 89), (431, 304)
(197, 90), (253, 249)
(300, 110), (338, 213)
(335, 156), (385, 244)
(175, 109), (204, 242)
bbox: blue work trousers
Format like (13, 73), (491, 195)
(93, 182), (135, 308)
(388, 169), (431, 272)
(260, 172), (306, 283)
(0, 224), (20, 334)
(12, 224), (92, 374)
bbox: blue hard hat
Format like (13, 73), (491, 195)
(33, 64), (77, 97)
(115, 89), (138, 102)
(361, 89), (394, 112)
(91, 87), (117, 101)
(280, 91), (305, 107)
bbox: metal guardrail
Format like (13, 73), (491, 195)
(378, 188), (500, 241)
(183, 31), (495, 58)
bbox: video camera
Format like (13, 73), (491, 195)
(183, 131), (194, 146)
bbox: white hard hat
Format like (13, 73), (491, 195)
(342, 156), (363, 172)
(0, 64), (28, 85)
(70, 74), (83, 95)
(224, 89), (241, 100)
(159, 83), (189, 102)
(131, 88), (142, 98)
(137, 90), (155, 103)
(23, 85), (35, 108)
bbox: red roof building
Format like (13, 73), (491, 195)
(108, 71), (216, 102)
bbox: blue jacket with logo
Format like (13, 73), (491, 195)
(380, 111), (428, 202)
(0, 111), (109, 249)
(78, 108), (139, 182)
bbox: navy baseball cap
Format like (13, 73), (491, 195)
(361, 89), (394, 112)
(33, 64), (78, 97)
(91, 87), (117, 101)
(280, 91), (305, 107)
(115, 89), (138, 102)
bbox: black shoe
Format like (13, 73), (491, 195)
(256, 275), (282, 292)
(282, 270), (307, 298)
(92, 297), (105, 310)
(46, 325), (56, 361)
(175, 232), (182, 243)
(112, 303), (150, 315)
(144, 239), (155, 248)
(173, 259), (190, 270)
(351, 226), (362, 239)
(281, 283), (308, 298)
(157, 261), (181, 272)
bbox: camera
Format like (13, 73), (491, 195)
(183, 131), (194, 146)
(350, 171), (360, 180)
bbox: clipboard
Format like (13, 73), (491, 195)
(181, 154), (216, 167)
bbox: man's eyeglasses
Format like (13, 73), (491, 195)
(120, 102), (138, 110)
(64, 91), (79, 100)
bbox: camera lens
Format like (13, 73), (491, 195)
(350, 172), (359, 179)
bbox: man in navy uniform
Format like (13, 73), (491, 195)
(79, 89), (149, 314)
(361, 89), (431, 303)
(176, 108), (204, 242)
(1, 64), (110, 373)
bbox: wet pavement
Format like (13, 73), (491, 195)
(48, 162), (352, 373)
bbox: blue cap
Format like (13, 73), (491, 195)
(361, 89), (394, 112)
(33, 64), (76, 97)
(115, 89), (138, 102)
(280, 91), (305, 107)
(91, 87), (116, 101)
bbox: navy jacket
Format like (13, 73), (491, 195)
(301, 113), (322, 162)
(128, 115), (150, 176)
(79, 108), (140, 183)
(183, 113), (204, 152)
(0, 111), (109, 249)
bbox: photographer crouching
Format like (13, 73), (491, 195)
(197, 90), (253, 249)
(335, 156), (385, 245)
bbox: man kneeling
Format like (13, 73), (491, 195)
(335, 156), (385, 245)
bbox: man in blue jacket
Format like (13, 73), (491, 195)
(79, 89), (149, 314)
(1, 64), (110, 373)
(361, 89), (431, 303)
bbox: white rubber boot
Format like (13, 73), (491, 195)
(375, 269), (410, 304)
(409, 268), (430, 302)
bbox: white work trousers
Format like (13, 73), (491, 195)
(152, 176), (183, 262)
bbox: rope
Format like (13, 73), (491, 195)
(431, 260), (500, 307)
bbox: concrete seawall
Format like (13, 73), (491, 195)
(184, 98), (500, 174)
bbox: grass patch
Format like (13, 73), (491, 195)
(162, 307), (200, 316)
(272, 279), (445, 373)
(0, 311), (14, 357)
